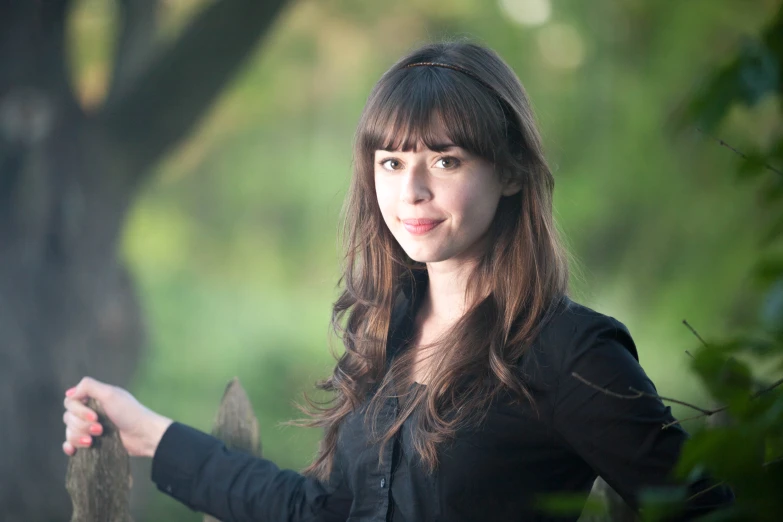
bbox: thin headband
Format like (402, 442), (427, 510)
(404, 61), (497, 94)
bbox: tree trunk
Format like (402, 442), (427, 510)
(0, 0), (287, 519)
(1, 105), (145, 522)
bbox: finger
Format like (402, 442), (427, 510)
(66, 427), (93, 448)
(65, 376), (114, 404)
(63, 410), (104, 439)
(63, 410), (100, 437)
(63, 441), (75, 456)
(64, 397), (99, 423)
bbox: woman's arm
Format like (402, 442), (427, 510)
(152, 422), (352, 522)
(62, 377), (352, 522)
(551, 317), (735, 520)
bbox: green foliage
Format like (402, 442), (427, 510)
(690, 350), (754, 408)
(638, 487), (688, 522)
(645, 4), (783, 521)
(684, 7), (782, 132)
(533, 491), (607, 518)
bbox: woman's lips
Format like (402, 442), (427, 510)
(401, 218), (444, 235)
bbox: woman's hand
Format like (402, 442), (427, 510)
(62, 377), (173, 458)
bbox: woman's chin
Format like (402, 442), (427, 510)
(401, 247), (449, 265)
(401, 248), (434, 264)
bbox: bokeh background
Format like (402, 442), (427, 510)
(8, 0), (780, 519)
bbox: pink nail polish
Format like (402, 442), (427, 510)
(89, 424), (102, 435)
(80, 436), (91, 445)
(65, 388), (76, 397)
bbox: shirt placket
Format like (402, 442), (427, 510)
(378, 280), (419, 521)
(374, 394), (398, 521)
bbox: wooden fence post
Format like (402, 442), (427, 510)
(64, 379), (259, 522)
(203, 377), (261, 522)
(65, 398), (133, 522)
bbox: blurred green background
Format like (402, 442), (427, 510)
(66, 0), (780, 518)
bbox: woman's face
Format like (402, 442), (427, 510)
(374, 135), (517, 267)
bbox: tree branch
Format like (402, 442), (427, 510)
(101, 0), (289, 179)
(104, 0), (160, 108)
(570, 372), (716, 414)
(570, 373), (783, 430)
(695, 127), (782, 177)
(682, 319), (708, 348)
(685, 480), (728, 503)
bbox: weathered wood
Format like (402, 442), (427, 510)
(204, 378), (261, 522)
(65, 398), (133, 522)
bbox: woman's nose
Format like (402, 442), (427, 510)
(400, 162), (432, 204)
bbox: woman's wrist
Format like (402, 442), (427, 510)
(144, 413), (173, 458)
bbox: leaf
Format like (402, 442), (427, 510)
(691, 350), (754, 406)
(683, 62), (741, 132)
(707, 334), (781, 357)
(761, 215), (783, 245)
(688, 505), (746, 522)
(676, 427), (765, 481)
(760, 280), (783, 332)
(761, 176), (783, 204)
(679, 8), (782, 132)
(760, 392), (783, 429)
(766, 433), (783, 463)
(770, 136), (783, 164)
(754, 257), (783, 286)
(638, 486), (687, 522)
(737, 149), (772, 181)
(532, 492), (606, 517)
(735, 38), (780, 106)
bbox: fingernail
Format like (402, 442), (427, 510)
(89, 424), (102, 435)
(88, 411), (98, 422)
(80, 436), (91, 446)
(65, 388), (76, 397)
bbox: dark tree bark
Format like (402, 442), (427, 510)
(0, 0), (288, 519)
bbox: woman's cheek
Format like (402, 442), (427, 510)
(375, 183), (397, 229)
(459, 185), (502, 235)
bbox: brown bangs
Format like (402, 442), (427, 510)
(359, 65), (509, 162)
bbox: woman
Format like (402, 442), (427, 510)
(62, 41), (734, 521)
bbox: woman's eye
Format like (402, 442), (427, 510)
(380, 159), (401, 170)
(434, 156), (460, 169)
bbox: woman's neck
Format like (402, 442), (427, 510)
(422, 260), (475, 327)
(406, 261), (475, 386)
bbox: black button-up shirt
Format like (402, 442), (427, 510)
(151, 281), (734, 521)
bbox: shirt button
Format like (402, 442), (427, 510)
(380, 478), (386, 488)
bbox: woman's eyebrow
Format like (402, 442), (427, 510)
(427, 142), (457, 152)
(375, 142), (458, 154)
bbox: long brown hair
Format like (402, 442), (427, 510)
(300, 40), (570, 481)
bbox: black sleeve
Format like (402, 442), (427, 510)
(151, 422), (352, 522)
(551, 316), (735, 519)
